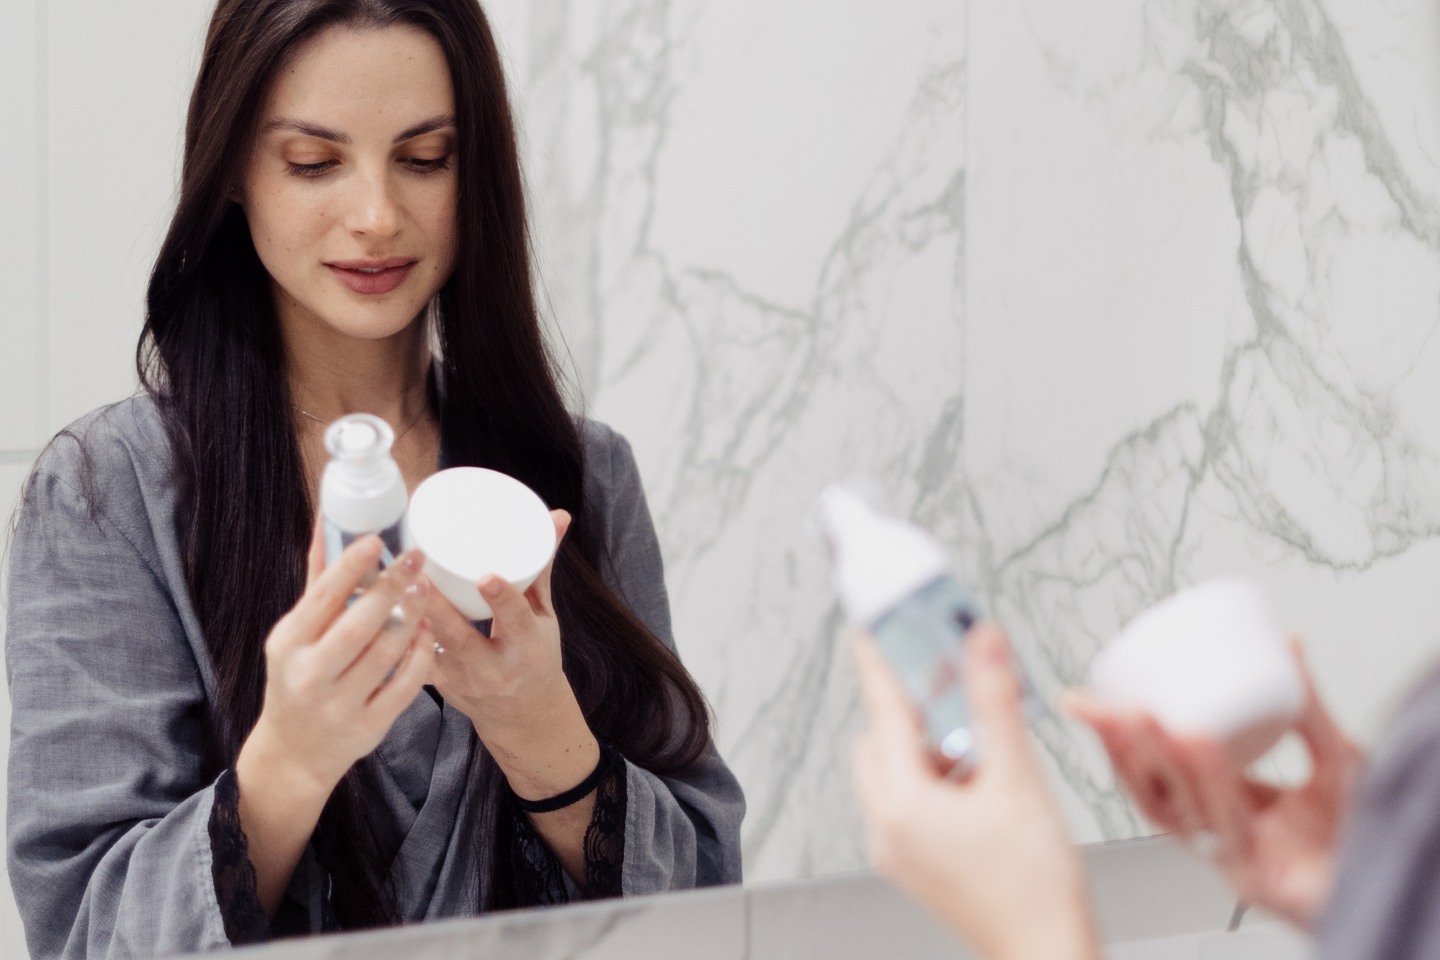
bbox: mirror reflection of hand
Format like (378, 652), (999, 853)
(1063, 638), (1364, 929)
(851, 624), (1102, 960)
(251, 523), (438, 795)
(425, 509), (577, 742)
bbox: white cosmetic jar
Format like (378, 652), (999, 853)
(403, 467), (557, 620)
(1088, 579), (1304, 766)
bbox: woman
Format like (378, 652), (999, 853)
(5, 2), (743, 957)
(851, 621), (1438, 958)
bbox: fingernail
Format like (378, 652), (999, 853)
(405, 580), (429, 598)
(361, 536), (384, 560)
(401, 550), (425, 573)
(480, 577), (503, 599)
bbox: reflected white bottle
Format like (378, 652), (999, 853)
(320, 414), (407, 581)
(819, 486), (986, 766)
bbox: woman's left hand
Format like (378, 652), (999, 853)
(427, 510), (573, 731)
(425, 510), (602, 795)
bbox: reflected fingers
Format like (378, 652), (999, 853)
(1186, 740), (1257, 866)
(1129, 715), (1209, 839)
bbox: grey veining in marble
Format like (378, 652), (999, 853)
(484, 0), (967, 879)
(479, 0), (1440, 879)
(966, 0), (1440, 840)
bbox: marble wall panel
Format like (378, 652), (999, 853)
(483, 0), (966, 878)
(966, 0), (1440, 840)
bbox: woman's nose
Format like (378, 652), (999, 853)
(346, 170), (401, 239)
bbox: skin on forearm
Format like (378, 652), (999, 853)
(478, 683), (602, 886)
(234, 721), (337, 918)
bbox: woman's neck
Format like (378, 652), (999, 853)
(284, 317), (433, 430)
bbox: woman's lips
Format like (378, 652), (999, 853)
(327, 261), (416, 295)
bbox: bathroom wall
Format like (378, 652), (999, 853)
(484, 0), (1440, 865)
(2, 1), (1440, 955)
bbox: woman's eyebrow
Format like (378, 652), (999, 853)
(263, 118), (350, 143)
(393, 114), (456, 143)
(260, 114), (455, 144)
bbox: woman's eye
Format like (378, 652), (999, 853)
(286, 160), (337, 178)
(405, 155), (452, 173)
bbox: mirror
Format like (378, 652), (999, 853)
(5, 1), (1440, 954)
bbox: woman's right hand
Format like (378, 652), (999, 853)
(247, 525), (439, 798)
(1064, 639), (1364, 928)
(236, 524), (438, 916)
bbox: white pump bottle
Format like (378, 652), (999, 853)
(818, 486), (986, 765)
(320, 414), (408, 576)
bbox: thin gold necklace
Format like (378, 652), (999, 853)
(295, 401), (430, 443)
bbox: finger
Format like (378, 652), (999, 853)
(1185, 739), (1256, 865)
(1133, 717), (1209, 839)
(368, 621), (440, 716)
(314, 550), (426, 678)
(279, 535), (385, 648)
(526, 509), (571, 615)
(1287, 636), (1355, 769)
(306, 511), (326, 589)
(1061, 689), (1135, 767)
(1107, 715), (1192, 833)
(1060, 688), (1120, 729)
(336, 580), (431, 697)
(479, 573), (537, 639)
(425, 585), (484, 658)
(960, 623), (1034, 779)
(850, 664), (930, 821)
(852, 630), (926, 748)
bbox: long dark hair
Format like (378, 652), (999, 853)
(138, 0), (711, 930)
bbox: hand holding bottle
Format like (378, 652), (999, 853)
(1064, 639), (1364, 928)
(235, 520), (439, 916)
(852, 624), (1103, 960)
(246, 524), (439, 795)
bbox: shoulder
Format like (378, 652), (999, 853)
(577, 417), (631, 465)
(24, 395), (174, 533)
(577, 417), (643, 503)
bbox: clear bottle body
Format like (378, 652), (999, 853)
(322, 512), (406, 570)
(870, 573), (982, 765)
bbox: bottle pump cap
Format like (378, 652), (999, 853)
(321, 414), (406, 534)
(817, 486), (951, 626)
(325, 414), (394, 470)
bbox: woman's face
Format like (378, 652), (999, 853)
(242, 24), (459, 343)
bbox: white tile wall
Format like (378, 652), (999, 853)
(0, 1), (42, 452)
(43, 2), (209, 434)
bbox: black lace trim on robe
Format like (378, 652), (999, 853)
(507, 745), (627, 904)
(209, 769), (271, 945)
(209, 748), (629, 928)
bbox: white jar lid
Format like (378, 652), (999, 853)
(405, 468), (556, 619)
